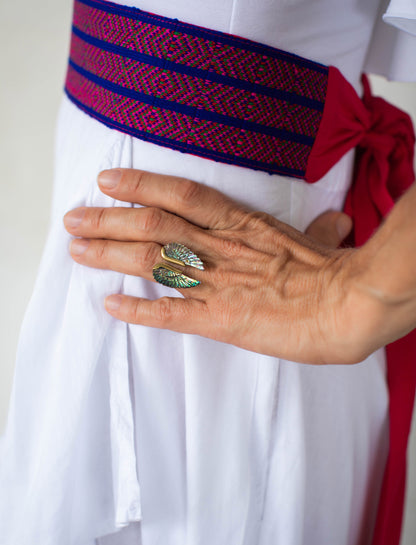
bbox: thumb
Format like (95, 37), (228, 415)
(305, 211), (353, 248)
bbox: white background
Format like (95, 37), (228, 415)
(0, 1), (415, 543)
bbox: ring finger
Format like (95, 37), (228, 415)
(69, 238), (208, 291)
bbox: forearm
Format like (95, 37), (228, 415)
(351, 181), (416, 345)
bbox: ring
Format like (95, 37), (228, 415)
(152, 242), (204, 288)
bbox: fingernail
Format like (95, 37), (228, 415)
(70, 238), (89, 255)
(64, 208), (86, 229)
(336, 215), (353, 240)
(106, 294), (122, 311)
(98, 169), (122, 189)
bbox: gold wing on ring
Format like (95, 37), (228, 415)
(152, 263), (200, 288)
(163, 242), (204, 270)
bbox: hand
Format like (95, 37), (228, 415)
(63, 168), (382, 365)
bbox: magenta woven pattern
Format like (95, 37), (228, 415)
(64, 0), (329, 177)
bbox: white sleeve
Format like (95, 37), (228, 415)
(383, 0), (416, 34)
(364, 0), (416, 81)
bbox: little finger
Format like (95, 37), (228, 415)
(104, 294), (209, 333)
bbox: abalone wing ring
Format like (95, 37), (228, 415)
(152, 243), (204, 288)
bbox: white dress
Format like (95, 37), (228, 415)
(0, 1), (415, 545)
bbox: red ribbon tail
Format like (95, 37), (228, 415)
(341, 75), (416, 545)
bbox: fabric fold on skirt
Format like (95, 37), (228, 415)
(0, 111), (142, 543)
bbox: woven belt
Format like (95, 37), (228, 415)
(65, 0), (329, 179)
(64, 3), (416, 545)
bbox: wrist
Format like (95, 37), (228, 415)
(344, 244), (416, 354)
(351, 182), (416, 308)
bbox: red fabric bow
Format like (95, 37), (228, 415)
(306, 67), (416, 545)
(344, 74), (415, 246)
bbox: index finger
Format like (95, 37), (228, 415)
(97, 168), (247, 230)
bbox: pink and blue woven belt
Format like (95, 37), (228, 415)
(65, 0), (329, 179)
(64, 2), (416, 545)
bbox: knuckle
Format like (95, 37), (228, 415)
(246, 210), (272, 229)
(176, 179), (201, 205)
(94, 240), (111, 263)
(218, 237), (245, 258)
(221, 207), (246, 230)
(138, 207), (164, 233)
(272, 229), (292, 249)
(91, 208), (108, 231)
(131, 170), (147, 194)
(154, 297), (173, 324)
(134, 243), (159, 270)
(131, 300), (143, 324)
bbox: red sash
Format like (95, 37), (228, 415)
(306, 69), (416, 545)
